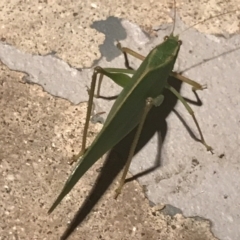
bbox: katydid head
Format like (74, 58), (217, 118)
(163, 34), (182, 47)
(164, 34), (182, 70)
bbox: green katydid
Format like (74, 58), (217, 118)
(48, 5), (237, 213)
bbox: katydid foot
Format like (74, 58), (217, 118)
(68, 148), (88, 165)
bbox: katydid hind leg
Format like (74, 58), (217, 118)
(95, 67), (135, 97)
(69, 67), (101, 165)
(166, 84), (213, 153)
(114, 95), (164, 199)
(70, 66), (136, 164)
(96, 71), (104, 98)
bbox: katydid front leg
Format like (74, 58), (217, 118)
(114, 95), (164, 199)
(170, 72), (207, 91)
(117, 42), (206, 91)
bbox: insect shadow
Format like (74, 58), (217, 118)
(60, 74), (203, 240)
(91, 16), (130, 63)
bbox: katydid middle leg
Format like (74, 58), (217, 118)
(166, 84), (213, 153)
(114, 95), (164, 199)
(118, 42), (212, 152)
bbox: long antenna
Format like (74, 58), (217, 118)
(181, 9), (238, 34)
(171, 0), (177, 34)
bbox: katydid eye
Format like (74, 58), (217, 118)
(178, 40), (182, 45)
(164, 36), (169, 41)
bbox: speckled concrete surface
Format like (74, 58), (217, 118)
(0, 0), (239, 239)
(0, 0), (238, 68)
(0, 62), (217, 239)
